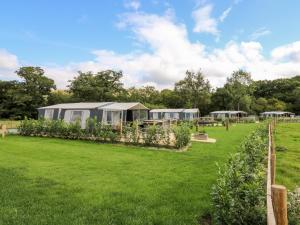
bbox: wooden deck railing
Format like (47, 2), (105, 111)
(267, 121), (288, 225)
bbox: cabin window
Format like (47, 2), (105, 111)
(153, 112), (158, 120)
(132, 110), (148, 121)
(44, 109), (54, 120)
(103, 110), (121, 125)
(70, 111), (83, 122)
(164, 113), (170, 119)
(173, 113), (179, 119)
(106, 111), (112, 122)
(140, 110), (148, 120)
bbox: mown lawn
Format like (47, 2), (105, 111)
(275, 123), (300, 190)
(0, 124), (256, 225)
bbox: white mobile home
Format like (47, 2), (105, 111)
(210, 110), (247, 119)
(38, 102), (149, 128)
(149, 108), (199, 121)
(260, 111), (295, 118)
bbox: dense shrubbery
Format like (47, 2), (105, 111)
(288, 190), (300, 225)
(173, 123), (191, 149)
(18, 118), (191, 149)
(211, 126), (268, 225)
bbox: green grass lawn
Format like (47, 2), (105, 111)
(275, 123), (300, 190)
(0, 124), (256, 225)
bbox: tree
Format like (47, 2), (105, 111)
(47, 90), (75, 105)
(251, 97), (268, 114)
(17, 67), (55, 118)
(210, 88), (232, 111)
(68, 70), (124, 102)
(175, 70), (211, 115)
(224, 70), (253, 111)
(160, 89), (184, 108)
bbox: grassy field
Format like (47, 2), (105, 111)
(0, 124), (256, 225)
(275, 123), (300, 190)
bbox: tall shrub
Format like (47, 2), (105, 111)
(173, 123), (191, 149)
(143, 125), (165, 146)
(211, 126), (268, 225)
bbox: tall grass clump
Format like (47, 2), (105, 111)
(211, 125), (268, 225)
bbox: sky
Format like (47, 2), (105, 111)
(1, 0), (300, 89)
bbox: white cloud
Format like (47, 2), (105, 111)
(0, 49), (19, 81)
(124, 0), (141, 10)
(2, 10), (300, 90)
(0, 49), (18, 69)
(271, 41), (300, 62)
(250, 27), (271, 40)
(192, 4), (219, 35)
(41, 11), (299, 89)
(219, 7), (232, 22)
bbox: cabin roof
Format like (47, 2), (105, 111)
(100, 102), (149, 110)
(38, 102), (112, 110)
(210, 110), (247, 114)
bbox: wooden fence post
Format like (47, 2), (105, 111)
(271, 153), (276, 185)
(271, 185), (288, 225)
(225, 119), (229, 131)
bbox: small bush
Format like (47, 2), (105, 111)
(143, 125), (158, 146)
(288, 190), (300, 225)
(173, 123), (191, 149)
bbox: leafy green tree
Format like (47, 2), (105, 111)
(0, 67), (55, 119)
(68, 70), (124, 102)
(175, 70), (211, 115)
(251, 97), (268, 114)
(47, 90), (75, 105)
(160, 89), (184, 108)
(224, 70), (253, 111)
(266, 98), (286, 111)
(210, 87), (232, 111)
(16, 67), (55, 118)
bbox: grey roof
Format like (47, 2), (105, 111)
(260, 111), (295, 115)
(101, 102), (149, 110)
(183, 108), (199, 113)
(210, 110), (247, 114)
(150, 109), (184, 113)
(39, 102), (113, 110)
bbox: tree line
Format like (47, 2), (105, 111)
(1, 66), (299, 119)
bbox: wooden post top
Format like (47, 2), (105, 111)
(271, 185), (286, 191)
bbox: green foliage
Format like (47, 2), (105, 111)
(142, 125), (166, 146)
(287, 190), (300, 225)
(211, 126), (268, 225)
(0, 67), (55, 119)
(19, 119), (187, 148)
(175, 70), (211, 115)
(122, 122), (140, 144)
(68, 70), (124, 102)
(173, 123), (191, 149)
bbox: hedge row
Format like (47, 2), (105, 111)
(211, 125), (268, 225)
(18, 118), (191, 149)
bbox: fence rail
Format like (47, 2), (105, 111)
(267, 121), (288, 225)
